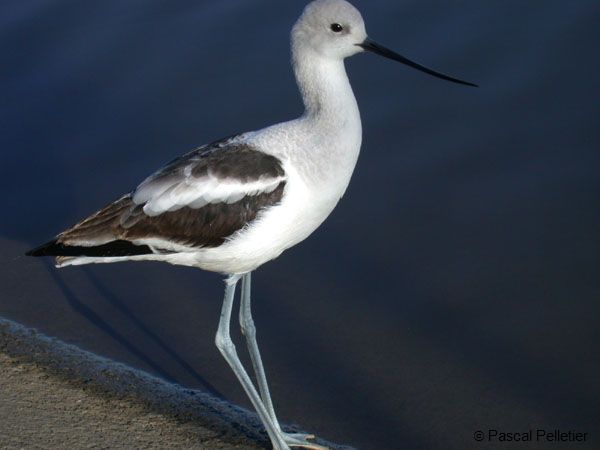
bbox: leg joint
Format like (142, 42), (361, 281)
(240, 317), (257, 337)
(215, 333), (236, 354)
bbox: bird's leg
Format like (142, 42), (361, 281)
(239, 273), (329, 450)
(239, 273), (281, 426)
(215, 274), (290, 450)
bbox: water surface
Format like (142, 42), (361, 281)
(1, 1), (599, 449)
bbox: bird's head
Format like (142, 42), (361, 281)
(292, 0), (477, 87)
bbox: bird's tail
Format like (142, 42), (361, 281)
(25, 195), (154, 264)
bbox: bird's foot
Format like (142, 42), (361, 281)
(281, 432), (330, 450)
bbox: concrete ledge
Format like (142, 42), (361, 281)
(0, 317), (353, 449)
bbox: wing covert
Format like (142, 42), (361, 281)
(132, 138), (286, 217)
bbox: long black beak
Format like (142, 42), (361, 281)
(358, 38), (478, 87)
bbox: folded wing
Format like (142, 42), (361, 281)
(27, 137), (287, 258)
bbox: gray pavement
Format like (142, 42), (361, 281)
(0, 317), (351, 450)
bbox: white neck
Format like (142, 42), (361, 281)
(277, 45), (362, 197)
(292, 47), (361, 127)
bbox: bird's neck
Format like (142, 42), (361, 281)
(292, 48), (361, 128)
(287, 47), (362, 195)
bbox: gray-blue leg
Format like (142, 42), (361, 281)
(239, 273), (329, 450)
(215, 274), (290, 450)
(239, 273), (281, 427)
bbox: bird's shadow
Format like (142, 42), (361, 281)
(45, 261), (224, 399)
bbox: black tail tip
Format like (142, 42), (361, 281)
(26, 239), (59, 257)
(26, 239), (154, 258)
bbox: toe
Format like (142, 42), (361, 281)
(282, 432), (329, 450)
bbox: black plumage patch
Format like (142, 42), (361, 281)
(26, 239), (153, 257)
(190, 145), (285, 180)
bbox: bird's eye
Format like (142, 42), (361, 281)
(330, 23), (344, 33)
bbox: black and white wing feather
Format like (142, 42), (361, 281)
(133, 136), (286, 216)
(27, 137), (287, 258)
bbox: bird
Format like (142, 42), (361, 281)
(26, 0), (476, 449)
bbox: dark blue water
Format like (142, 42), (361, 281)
(1, 1), (599, 449)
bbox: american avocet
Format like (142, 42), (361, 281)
(27, 1), (476, 448)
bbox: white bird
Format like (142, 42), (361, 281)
(27, 1), (475, 448)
